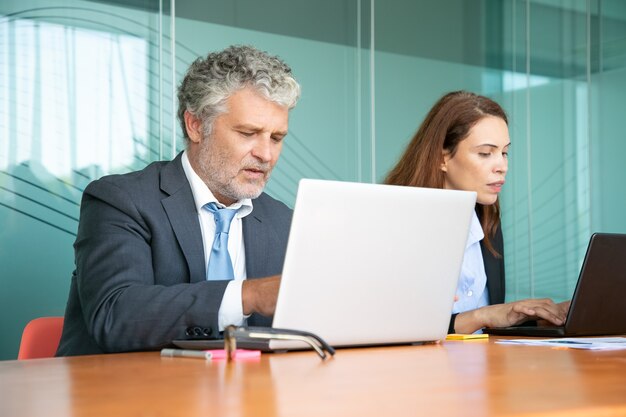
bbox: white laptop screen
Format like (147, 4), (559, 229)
(271, 179), (476, 349)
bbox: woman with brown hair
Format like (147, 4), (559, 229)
(386, 91), (569, 334)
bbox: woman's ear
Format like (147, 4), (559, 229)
(440, 151), (450, 172)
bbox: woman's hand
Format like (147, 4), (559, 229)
(453, 298), (569, 334)
(536, 300), (571, 327)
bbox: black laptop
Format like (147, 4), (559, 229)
(485, 233), (626, 337)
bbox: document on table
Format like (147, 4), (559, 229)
(496, 337), (626, 350)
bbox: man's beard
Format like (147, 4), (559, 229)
(196, 138), (272, 202)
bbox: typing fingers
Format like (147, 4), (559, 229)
(511, 299), (566, 325)
(530, 305), (565, 326)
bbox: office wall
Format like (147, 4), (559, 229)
(592, 68), (626, 233)
(1, 0), (625, 360)
(498, 0), (626, 301)
(374, 0), (626, 303)
(591, 0), (626, 233)
(0, 0), (371, 360)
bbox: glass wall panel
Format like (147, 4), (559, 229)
(0, 0), (368, 359)
(499, 0), (626, 302)
(1, 0), (625, 360)
(498, 0), (592, 302)
(374, 0), (626, 306)
(171, 3), (368, 205)
(0, 0), (173, 359)
(373, 0), (489, 180)
(591, 0), (626, 234)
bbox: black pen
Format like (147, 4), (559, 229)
(160, 348), (212, 360)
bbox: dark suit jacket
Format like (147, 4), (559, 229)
(57, 153), (292, 356)
(448, 223), (505, 333)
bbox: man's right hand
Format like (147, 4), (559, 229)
(241, 275), (281, 316)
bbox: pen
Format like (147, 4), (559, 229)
(160, 348), (212, 360)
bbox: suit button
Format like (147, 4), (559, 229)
(202, 328), (211, 336)
(185, 327), (194, 336)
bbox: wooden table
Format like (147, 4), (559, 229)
(1, 337), (626, 417)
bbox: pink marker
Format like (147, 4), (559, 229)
(205, 349), (261, 360)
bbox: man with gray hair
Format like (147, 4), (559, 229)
(57, 45), (301, 356)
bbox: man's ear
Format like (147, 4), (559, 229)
(184, 111), (203, 144)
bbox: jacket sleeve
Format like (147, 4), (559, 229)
(74, 178), (226, 352)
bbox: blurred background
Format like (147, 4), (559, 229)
(1, 0), (625, 359)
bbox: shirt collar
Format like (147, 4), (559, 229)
(181, 151), (253, 217)
(466, 210), (485, 249)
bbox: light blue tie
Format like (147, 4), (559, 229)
(203, 202), (238, 280)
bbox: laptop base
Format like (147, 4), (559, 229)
(484, 326), (566, 337)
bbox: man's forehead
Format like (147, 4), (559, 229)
(220, 89), (289, 129)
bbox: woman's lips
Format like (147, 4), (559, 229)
(488, 181), (505, 192)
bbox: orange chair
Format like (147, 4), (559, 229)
(17, 317), (64, 360)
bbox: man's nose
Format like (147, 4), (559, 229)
(251, 137), (273, 162)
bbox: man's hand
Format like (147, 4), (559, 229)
(241, 275), (281, 316)
(454, 298), (570, 334)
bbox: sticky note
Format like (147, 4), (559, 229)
(446, 333), (489, 340)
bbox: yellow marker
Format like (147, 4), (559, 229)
(446, 333), (489, 341)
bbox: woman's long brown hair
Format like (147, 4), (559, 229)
(385, 91), (507, 257)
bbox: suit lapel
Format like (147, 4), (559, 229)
(160, 153), (206, 283)
(242, 203), (280, 327)
(242, 212), (271, 279)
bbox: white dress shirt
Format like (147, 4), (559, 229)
(452, 211), (490, 315)
(181, 151), (252, 330)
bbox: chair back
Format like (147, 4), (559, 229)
(17, 317), (64, 360)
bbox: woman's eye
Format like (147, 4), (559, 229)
(478, 152), (491, 157)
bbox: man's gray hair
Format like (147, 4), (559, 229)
(177, 45), (301, 140)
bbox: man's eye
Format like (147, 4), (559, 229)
(239, 131), (254, 137)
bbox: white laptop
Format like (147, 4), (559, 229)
(175, 179), (476, 351)
(270, 179), (476, 350)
